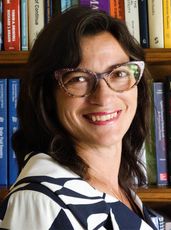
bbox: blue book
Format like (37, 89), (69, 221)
(8, 79), (20, 186)
(138, 0), (149, 48)
(153, 82), (168, 185)
(61, 0), (72, 12)
(0, 79), (8, 187)
(21, 0), (28, 51)
(0, 0), (3, 50)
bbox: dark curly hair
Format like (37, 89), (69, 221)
(13, 6), (151, 193)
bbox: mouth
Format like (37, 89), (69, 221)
(84, 111), (121, 123)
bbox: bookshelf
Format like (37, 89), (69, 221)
(0, 49), (171, 213)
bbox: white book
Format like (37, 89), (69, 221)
(147, 0), (164, 48)
(28, 0), (45, 49)
(124, 0), (140, 43)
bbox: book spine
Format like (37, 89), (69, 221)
(0, 79), (8, 187)
(0, 0), (3, 50)
(61, 0), (72, 12)
(45, 0), (53, 24)
(147, 0), (164, 48)
(144, 78), (157, 185)
(138, 0), (149, 48)
(110, 0), (125, 20)
(145, 102), (157, 185)
(8, 79), (20, 186)
(165, 76), (171, 184)
(71, 0), (79, 6)
(52, 0), (61, 17)
(153, 82), (168, 185)
(28, 0), (45, 49)
(21, 0), (28, 51)
(80, 0), (110, 14)
(3, 0), (21, 51)
(163, 0), (171, 48)
(124, 0), (140, 43)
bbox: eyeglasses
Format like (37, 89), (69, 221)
(54, 61), (145, 97)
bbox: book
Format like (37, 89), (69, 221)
(124, 0), (140, 43)
(3, 0), (21, 51)
(138, 0), (149, 48)
(8, 79), (20, 186)
(144, 79), (157, 185)
(0, 79), (8, 187)
(28, 0), (45, 49)
(45, 0), (53, 24)
(148, 209), (165, 230)
(165, 76), (171, 184)
(153, 82), (168, 185)
(109, 0), (125, 21)
(0, 0), (3, 50)
(61, 0), (72, 12)
(21, 0), (28, 51)
(71, 0), (79, 6)
(52, 0), (61, 17)
(163, 0), (171, 48)
(147, 0), (164, 48)
(80, 0), (110, 14)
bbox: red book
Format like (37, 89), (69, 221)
(3, 0), (20, 51)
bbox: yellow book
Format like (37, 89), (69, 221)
(163, 0), (171, 48)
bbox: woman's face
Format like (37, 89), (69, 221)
(55, 32), (137, 149)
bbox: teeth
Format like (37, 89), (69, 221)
(91, 112), (118, 122)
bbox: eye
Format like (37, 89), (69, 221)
(62, 71), (89, 85)
(110, 70), (130, 79)
(69, 76), (86, 83)
(114, 70), (129, 78)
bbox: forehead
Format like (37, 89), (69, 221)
(79, 32), (129, 70)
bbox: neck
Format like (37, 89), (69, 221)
(76, 142), (122, 189)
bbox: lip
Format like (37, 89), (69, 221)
(84, 110), (122, 125)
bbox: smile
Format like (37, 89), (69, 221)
(85, 111), (120, 122)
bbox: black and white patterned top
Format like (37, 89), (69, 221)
(0, 153), (156, 230)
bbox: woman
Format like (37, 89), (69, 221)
(0, 6), (155, 230)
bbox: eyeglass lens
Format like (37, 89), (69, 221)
(60, 62), (142, 97)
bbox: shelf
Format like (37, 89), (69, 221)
(145, 48), (171, 63)
(0, 51), (29, 64)
(137, 186), (171, 202)
(1, 49), (171, 65)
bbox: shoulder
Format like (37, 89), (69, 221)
(0, 188), (63, 230)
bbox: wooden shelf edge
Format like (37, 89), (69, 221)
(1, 49), (171, 64)
(0, 51), (29, 64)
(145, 48), (171, 63)
(137, 186), (171, 202)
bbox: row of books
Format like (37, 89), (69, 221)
(0, 78), (19, 187)
(0, 0), (171, 51)
(0, 0), (79, 51)
(143, 77), (171, 186)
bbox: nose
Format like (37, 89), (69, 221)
(87, 78), (116, 105)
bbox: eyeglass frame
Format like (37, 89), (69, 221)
(54, 60), (145, 97)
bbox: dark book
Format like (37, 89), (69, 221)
(165, 76), (171, 184)
(138, 0), (149, 48)
(153, 82), (168, 185)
